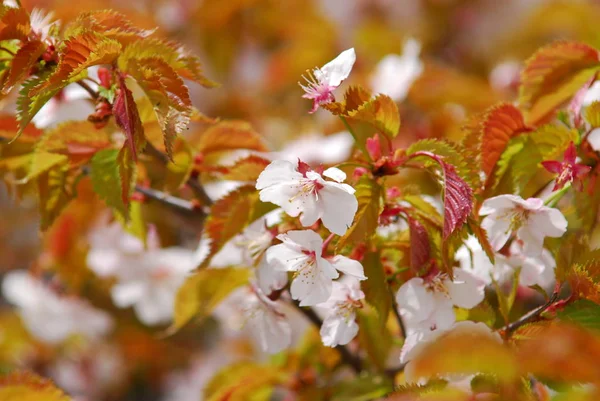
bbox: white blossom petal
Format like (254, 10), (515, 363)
(330, 255), (366, 280)
(322, 167), (346, 183)
(445, 268), (485, 309)
(320, 313), (358, 347)
(319, 182), (358, 235)
(318, 48), (356, 88)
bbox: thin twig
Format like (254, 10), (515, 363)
(144, 141), (213, 207)
(295, 305), (363, 373)
(134, 185), (198, 214)
(390, 288), (406, 340)
(502, 291), (560, 335)
(76, 81), (99, 100)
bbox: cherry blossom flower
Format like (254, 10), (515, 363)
(256, 160), (358, 235)
(242, 285), (292, 354)
(316, 277), (364, 347)
(87, 222), (196, 326)
(395, 268), (486, 337)
(502, 241), (557, 289)
(1, 271), (113, 344)
(266, 230), (366, 306)
(370, 38), (423, 102)
(589, 129), (600, 152)
(479, 195), (568, 256)
(542, 142), (591, 191)
(402, 321), (501, 383)
(299, 48), (356, 113)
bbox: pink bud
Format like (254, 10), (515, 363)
(366, 134), (382, 160)
(353, 167), (368, 180)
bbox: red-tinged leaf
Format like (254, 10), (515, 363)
(0, 114), (42, 142)
(15, 74), (60, 140)
(204, 362), (285, 401)
(2, 40), (45, 95)
(30, 31), (122, 97)
(407, 216), (431, 273)
(90, 147), (136, 220)
(31, 121), (111, 171)
(0, 370), (71, 401)
(199, 186), (274, 269)
(481, 103), (529, 179)
(113, 75), (145, 161)
(177, 55), (218, 88)
(221, 155), (271, 182)
(468, 218), (495, 265)
(0, 7), (31, 42)
(519, 41), (600, 124)
(190, 120), (267, 154)
(568, 262), (600, 304)
(408, 151), (474, 239)
(120, 57), (191, 158)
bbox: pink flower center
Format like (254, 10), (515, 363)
(299, 69), (336, 112)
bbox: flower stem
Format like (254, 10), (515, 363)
(544, 183), (571, 208)
(339, 116), (371, 162)
(321, 233), (335, 253)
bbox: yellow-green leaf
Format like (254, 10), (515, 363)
(0, 371), (71, 401)
(336, 176), (382, 251)
(172, 267), (250, 331)
(90, 148), (136, 220)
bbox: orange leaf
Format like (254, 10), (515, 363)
(481, 103), (529, 179)
(519, 41), (600, 124)
(0, 7), (30, 42)
(221, 155), (271, 182)
(0, 371), (71, 401)
(30, 31), (121, 97)
(517, 323), (600, 384)
(190, 120), (267, 154)
(2, 40), (45, 95)
(65, 10), (154, 45)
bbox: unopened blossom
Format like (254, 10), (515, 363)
(479, 195), (568, 256)
(299, 48), (356, 113)
(1, 271), (113, 344)
(370, 38), (423, 102)
(542, 142), (590, 190)
(316, 277), (364, 347)
(87, 222), (196, 326)
(256, 160), (358, 235)
(266, 230), (366, 306)
(396, 268), (486, 337)
(242, 285), (292, 354)
(402, 321), (501, 383)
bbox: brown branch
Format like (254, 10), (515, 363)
(76, 80), (99, 100)
(134, 185), (198, 214)
(144, 141), (213, 207)
(295, 304), (363, 373)
(502, 291), (560, 336)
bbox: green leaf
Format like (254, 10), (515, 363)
(556, 300), (600, 332)
(361, 252), (391, 328)
(330, 374), (393, 401)
(90, 148), (136, 220)
(494, 270), (520, 324)
(15, 75), (60, 141)
(336, 176), (382, 251)
(171, 267), (250, 331)
(356, 307), (392, 372)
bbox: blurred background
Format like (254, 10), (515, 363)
(2, 0), (600, 400)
